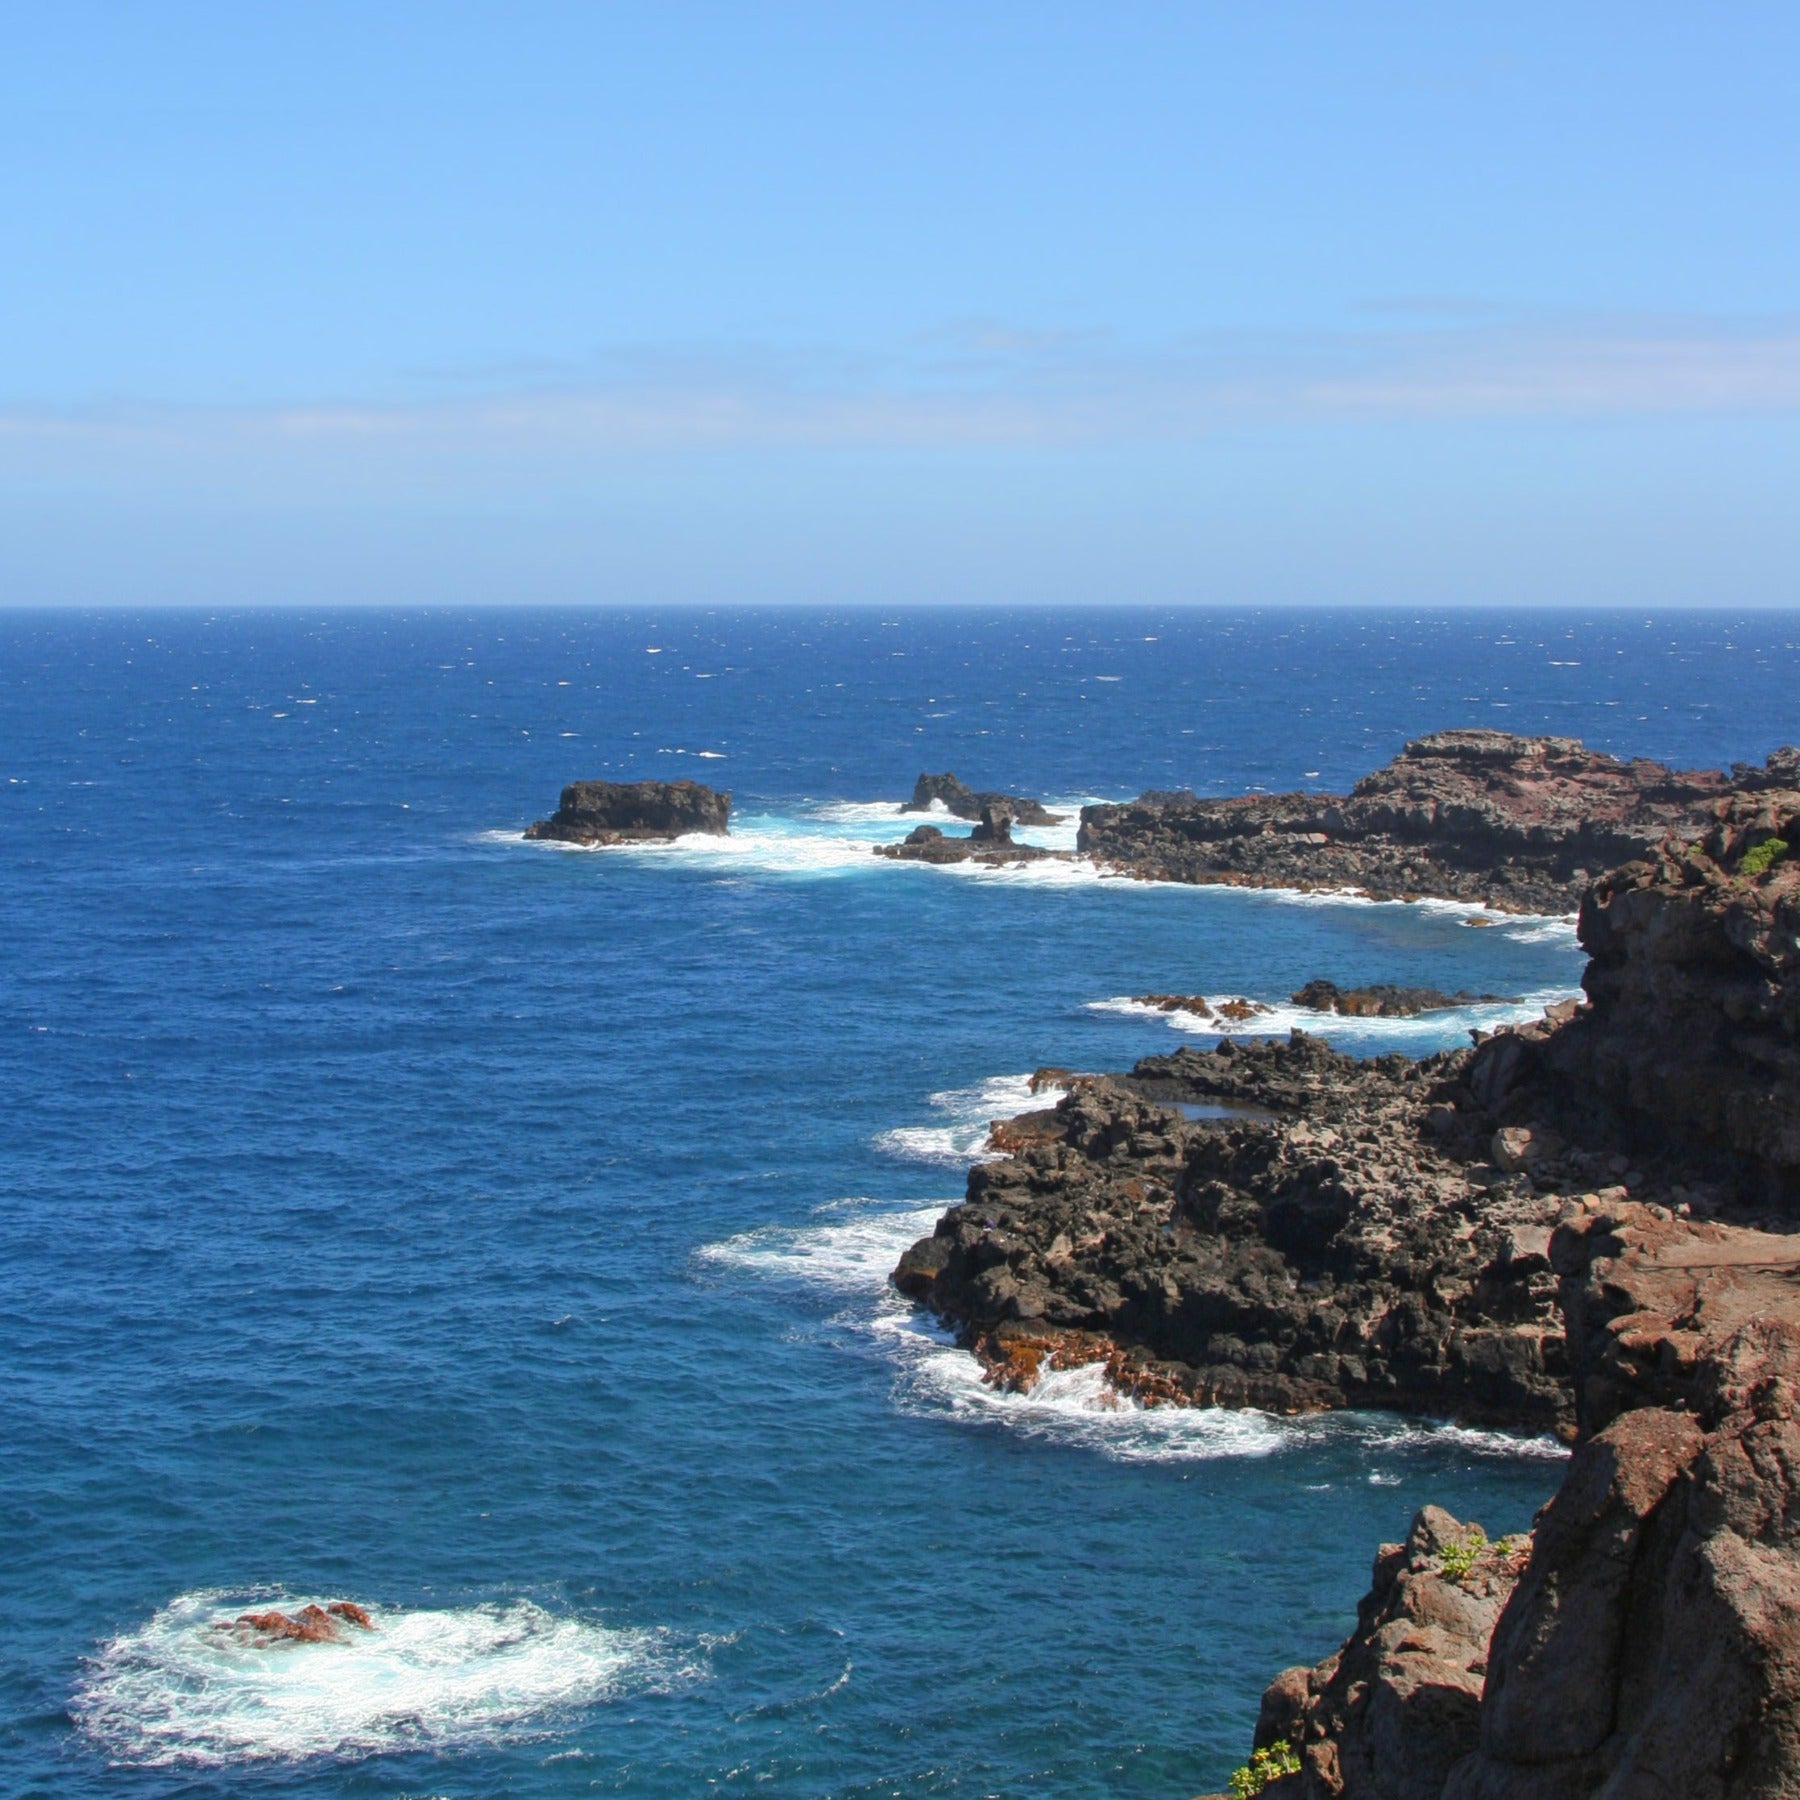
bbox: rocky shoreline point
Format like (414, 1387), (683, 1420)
(524, 778), (730, 845)
(1078, 730), (1799, 913)
(891, 752), (1800, 1797)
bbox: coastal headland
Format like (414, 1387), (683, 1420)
(893, 738), (1800, 1797)
(1079, 730), (1798, 913)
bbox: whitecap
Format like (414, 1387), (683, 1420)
(696, 1202), (951, 1292)
(1087, 986), (1582, 1044)
(75, 1593), (674, 1768)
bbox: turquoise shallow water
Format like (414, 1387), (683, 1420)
(2, 606), (1796, 1797)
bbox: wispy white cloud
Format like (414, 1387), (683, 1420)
(5, 313), (1800, 474)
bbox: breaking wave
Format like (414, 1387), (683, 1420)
(74, 1592), (680, 1768)
(872, 1071), (1064, 1167)
(496, 802), (1586, 932)
(1087, 985), (1581, 1046)
(499, 796), (1089, 883)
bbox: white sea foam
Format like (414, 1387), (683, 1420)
(873, 1072), (1062, 1166)
(1088, 985), (1581, 1044)
(697, 1202), (951, 1291)
(75, 1593), (673, 1768)
(495, 797), (1586, 926)
(498, 796), (1097, 883)
(880, 1316), (1568, 1465)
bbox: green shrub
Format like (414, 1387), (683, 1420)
(1739, 836), (1790, 879)
(1436, 1526), (1488, 1581)
(1228, 1740), (1302, 1798)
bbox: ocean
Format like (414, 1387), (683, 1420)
(2, 606), (1795, 1798)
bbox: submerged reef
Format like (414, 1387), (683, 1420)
(892, 742), (1800, 1798)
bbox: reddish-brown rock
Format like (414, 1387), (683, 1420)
(1254, 1506), (1531, 1800)
(217, 1599), (376, 1644)
(1447, 1321), (1800, 1799)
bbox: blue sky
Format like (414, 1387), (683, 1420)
(4, 3), (1798, 606)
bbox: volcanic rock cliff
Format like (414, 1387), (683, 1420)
(524, 778), (730, 845)
(1078, 732), (1789, 914)
(890, 745), (1800, 1798)
(1236, 1223), (1800, 1800)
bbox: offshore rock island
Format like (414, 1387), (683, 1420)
(892, 742), (1800, 1798)
(878, 772), (1071, 866)
(524, 777), (731, 845)
(900, 770), (1065, 827)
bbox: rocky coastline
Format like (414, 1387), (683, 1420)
(524, 777), (730, 845)
(891, 744), (1800, 1797)
(1078, 730), (1795, 913)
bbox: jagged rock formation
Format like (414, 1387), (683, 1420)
(1292, 981), (1520, 1018)
(874, 802), (1069, 867)
(214, 1601), (375, 1645)
(524, 778), (730, 845)
(1078, 733), (1791, 913)
(902, 772), (1063, 827)
(893, 1036), (1576, 1431)
(1134, 994), (1273, 1022)
(1539, 786), (1800, 1202)
(1250, 1507), (1531, 1800)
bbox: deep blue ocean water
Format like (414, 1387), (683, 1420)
(2, 606), (1796, 1799)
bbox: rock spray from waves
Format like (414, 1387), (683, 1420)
(871, 1071), (1067, 1167)
(74, 1591), (682, 1767)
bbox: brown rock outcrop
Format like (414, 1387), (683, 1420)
(1079, 733), (1787, 913)
(1254, 1506), (1531, 1800)
(218, 1600), (376, 1645)
(1444, 1317), (1800, 1800)
(1536, 787), (1800, 1202)
(1242, 1240), (1800, 1800)
(524, 778), (730, 845)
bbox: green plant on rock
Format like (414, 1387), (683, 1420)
(1739, 836), (1790, 879)
(1436, 1526), (1488, 1581)
(1228, 1739), (1302, 1798)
